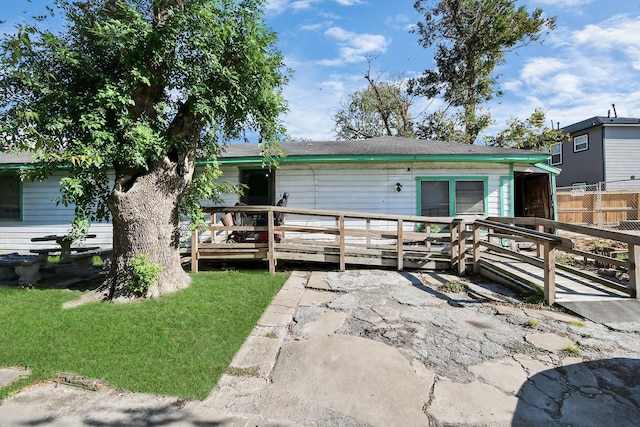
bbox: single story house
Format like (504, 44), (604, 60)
(0, 136), (557, 253)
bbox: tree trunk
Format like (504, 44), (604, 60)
(104, 160), (192, 300)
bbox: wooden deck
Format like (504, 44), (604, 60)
(191, 206), (461, 274)
(190, 207), (640, 309)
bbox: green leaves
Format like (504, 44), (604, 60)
(411, 0), (556, 144)
(1, 0), (289, 231)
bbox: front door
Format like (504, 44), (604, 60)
(240, 169), (275, 205)
(514, 173), (553, 219)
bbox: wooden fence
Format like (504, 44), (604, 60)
(557, 188), (640, 226)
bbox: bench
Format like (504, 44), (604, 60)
(29, 248), (62, 266)
(67, 249), (113, 275)
(0, 254), (40, 285)
(30, 246), (100, 265)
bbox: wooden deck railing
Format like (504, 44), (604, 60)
(190, 207), (640, 305)
(476, 217), (640, 303)
(191, 206), (461, 275)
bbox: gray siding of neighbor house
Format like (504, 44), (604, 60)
(603, 127), (640, 189)
(555, 127), (604, 187)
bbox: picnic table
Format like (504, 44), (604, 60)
(30, 234), (98, 261)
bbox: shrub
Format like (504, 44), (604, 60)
(127, 254), (164, 295)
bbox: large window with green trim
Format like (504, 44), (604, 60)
(0, 175), (21, 220)
(418, 177), (488, 216)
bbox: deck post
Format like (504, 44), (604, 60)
(397, 219), (404, 271)
(458, 221), (466, 275)
(543, 242), (556, 305)
(339, 215), (346, 271)
(191, 229), (199, 273)
(536, 225), (544, 258)
(268, 209), (275, 275)
(629, 244), (640, 299)
(472, 223), (481, 274)
(450, 219), (459, 273)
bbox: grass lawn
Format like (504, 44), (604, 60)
(0, 270), (288, 400)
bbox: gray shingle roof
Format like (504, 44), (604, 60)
(0, 151), (36, 165)
(0, 136), (549, 168)
(219, 136), (544, 159)
(562, 116), (640, 134)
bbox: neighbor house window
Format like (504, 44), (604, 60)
(573, 134), (588, 152)
(419, 177), (487, 216)
(550, 143), (562, 165)
(0, 175), (21, 220)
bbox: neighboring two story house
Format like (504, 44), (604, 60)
(552, 116), (640, 189)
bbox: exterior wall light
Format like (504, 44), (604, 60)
(396, 182), (403, 192)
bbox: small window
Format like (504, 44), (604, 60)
(550, 143), (562, 165)
(455, 181), (485, 214)
(572, 182), (587, 190)
(573, 134), (588, 152)
(420, 180), (450, 216)
(0, 175), (21, 220)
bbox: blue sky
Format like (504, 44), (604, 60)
(3, 1), (640, 141)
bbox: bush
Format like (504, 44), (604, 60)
(128, 254), (164, 295)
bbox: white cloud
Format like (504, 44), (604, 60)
(300, 22), (330, 31)
(533, 0), (593, 7)
(496, 11), (640, 131)
(334, 0), (363, 5)
(265, 0), (322, 14)
(318, 27), (390, 66)
(266, 0), (362, 14)
(385, 14), (414, 31)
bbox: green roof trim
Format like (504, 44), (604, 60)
(534, 162), (561, 175)
(211, 153), (551, 166)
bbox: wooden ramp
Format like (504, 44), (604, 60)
(480, 254), (640, 323)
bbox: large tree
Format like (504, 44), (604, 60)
(409, 0), (555, 144)
(485, 108), (564, 150)
(333, 65), (414, 140)
(0, 0), (288, 300)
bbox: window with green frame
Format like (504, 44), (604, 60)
(418, 177), (487, 216)
(0, 175), (21, 220)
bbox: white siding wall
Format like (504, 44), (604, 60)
(274, 163), (507, 216)
(219, 162), (510, 221)
(604, 127), (640, 190)
(0, 172), (112, 253)
(0, 161), (522, 253)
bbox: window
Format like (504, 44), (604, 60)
(572, 182), (587, 190)
(573, 134), (588, 152)
(420, 180), (449, 216)
(419, 178), (486, 216)
(0, 175), (21, 220)
(550, 143), (562, 165)
(455, 181), (485, 214)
